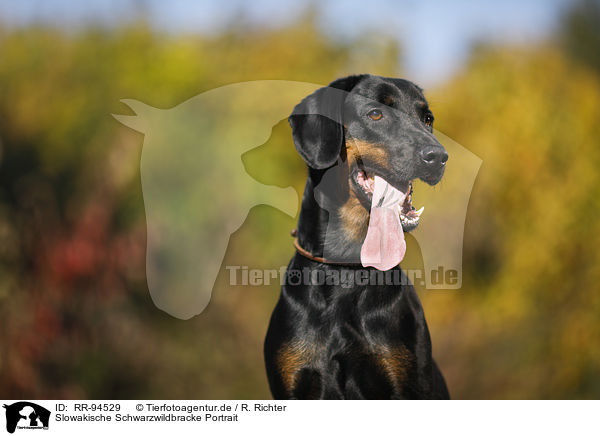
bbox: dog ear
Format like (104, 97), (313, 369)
(289, 75), (366, 169)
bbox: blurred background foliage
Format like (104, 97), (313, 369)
(0, 1), (599, 399)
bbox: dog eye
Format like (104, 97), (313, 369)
(424, 113), (434, 126)
(367, 109), (383, 121)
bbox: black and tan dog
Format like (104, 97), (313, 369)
(264, 74), (450, 399)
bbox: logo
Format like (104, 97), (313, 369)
(3, 402), (50, 434)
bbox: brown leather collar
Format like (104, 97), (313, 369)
(292, 233), (361, 266)
(293, 237), (332, 263)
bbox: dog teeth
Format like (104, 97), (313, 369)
(400, 214), (419, 224)
(415, 206), (424, 216)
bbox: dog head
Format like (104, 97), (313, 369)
(290, 74), (447, 234)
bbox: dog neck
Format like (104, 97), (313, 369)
(296, 166), (368, 264)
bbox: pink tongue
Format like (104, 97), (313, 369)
(360, 176), (407, 271)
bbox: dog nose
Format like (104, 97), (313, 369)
(419, 146), (448, 166)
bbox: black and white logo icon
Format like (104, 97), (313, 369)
(3, 402), (50, 434)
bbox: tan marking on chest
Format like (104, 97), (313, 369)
(277, 341), (318, 394)
(373, 345), (413, 391)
